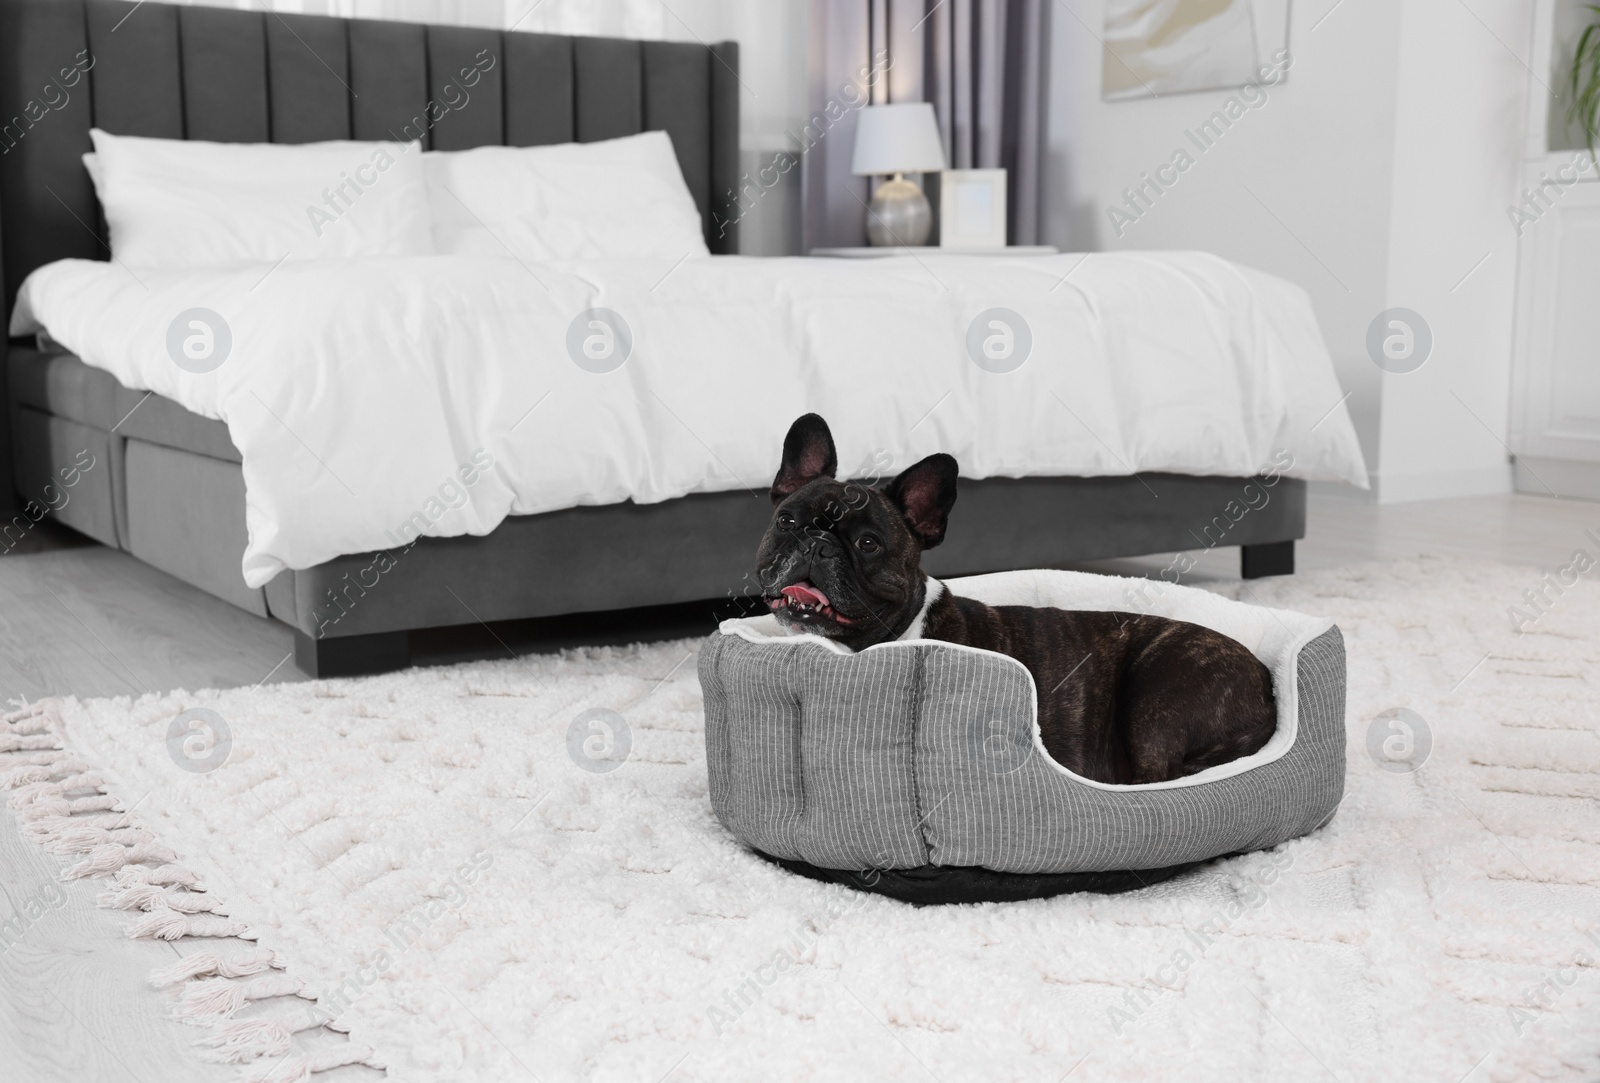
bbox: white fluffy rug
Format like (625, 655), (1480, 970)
(5, 555), (1600, 1083)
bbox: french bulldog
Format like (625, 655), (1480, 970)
(755, 414), (1277, 785)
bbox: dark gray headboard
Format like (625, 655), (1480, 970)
(0, 0), (738, 511)
(0, 0), (740, 314)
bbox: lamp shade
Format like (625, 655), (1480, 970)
(850, 102), (947, 176)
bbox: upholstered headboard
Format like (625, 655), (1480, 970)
(0, 0), (738, 510)
(0, 0), (740, 315)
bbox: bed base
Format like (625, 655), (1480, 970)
(293, 629), (411, 679)
(290, 539), (1298, 677)
(10, 350), (1306, 679)
(1242, 539), (1296, 579)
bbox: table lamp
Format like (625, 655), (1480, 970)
(851, 102), (947, 247)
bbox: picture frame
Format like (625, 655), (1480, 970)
(1102, 0), (1291, 101)
(939, 168), (1008, 248)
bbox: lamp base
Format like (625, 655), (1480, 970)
(866, 176), (932, 247)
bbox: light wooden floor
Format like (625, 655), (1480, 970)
(1, 488), (1594, 1081)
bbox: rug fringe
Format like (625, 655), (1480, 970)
(99, 883), (228, 915)
(0, 731), (63, 752)
(0, 751), (78, 778)
(1, 698), (380, 1081)
(42, 823), (150, 854)
(61, 839), (180, 877)
(150, 947), (283, 988)
(114, 862), (205, 889)
(21, 812), (133, 846)
(0, 702), (53, 735)
(196, 1014), (323, 1063)
(173, 973), (312, 1025)
(11, 769), (105, 801)
(126, 909), (253, 941)
(17, 792), (122, 820)
(243, 1043), (383, 1083)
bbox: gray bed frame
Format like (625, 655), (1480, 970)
(0, 0), (1302, 677)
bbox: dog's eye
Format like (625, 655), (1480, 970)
(777, 512), (796, 529)
(855, 534), (881, 553)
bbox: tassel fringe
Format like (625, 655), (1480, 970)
(44, 824), (151, 854)
(0, 702), (53, 734)
(243, 1044), (382, 1083)
(11, 769), (104, 801)
(114, 863), (204, 889)
(0, 751), (75, 778)
(18, 793), (122, 820)
(1, 698), (378, 1081)
(98, 883), (227, 915)
(60, 839), (180, 878)
(196, 1016), (322, 1063)
(0, 732), (62, 752)
(173, 973), (311, 1025)
(149, 948), (283, 988)
(126, 911), (253, 941)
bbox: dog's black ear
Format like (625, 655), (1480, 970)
(771, 414), (838, 503)
(885, 453), (959, 548)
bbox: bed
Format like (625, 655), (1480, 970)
(0, 0), (1367, 677)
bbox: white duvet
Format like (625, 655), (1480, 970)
(11, 251), (1367, 588)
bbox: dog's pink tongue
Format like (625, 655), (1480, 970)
(781, 583), (831, 608)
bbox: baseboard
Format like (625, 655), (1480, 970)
(1308, 479), (1377, 503)
(1369, 464), (1514, 504)
(1514, 456), (1600, 501)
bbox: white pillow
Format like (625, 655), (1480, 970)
(86, 129), (433, 267)
(424, 131), (709, 261)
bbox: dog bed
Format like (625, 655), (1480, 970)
(698, 569), (1346, 904)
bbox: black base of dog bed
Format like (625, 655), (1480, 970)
(757, 851), (1209, 906)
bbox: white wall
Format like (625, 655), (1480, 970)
(1377, 0), (1533, 500)
(707, 0), (810, 256)
(1042, 0), (1536, 500)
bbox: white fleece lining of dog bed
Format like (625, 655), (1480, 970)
(719, 568), (1335, 792)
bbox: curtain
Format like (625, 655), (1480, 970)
(802, 0), (1046, 251)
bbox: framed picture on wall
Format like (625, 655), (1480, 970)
(1102, 0), (1291, 101)
(939, 169), (1008, 248)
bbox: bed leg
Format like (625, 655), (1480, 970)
(293, 630), (410, 678)
(1241, 540), (1295, 579)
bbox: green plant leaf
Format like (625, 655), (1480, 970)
(1568, 6), (1600, 165)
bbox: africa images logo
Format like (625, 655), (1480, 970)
(966, 308), (1032, 374)
(167, 707), (232, 774)
(566, 308), (633, 374)
(166, 308), (232, 374)
(566, 708), (631, 774)
(1365, 309), (1432, 375)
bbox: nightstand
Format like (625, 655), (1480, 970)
(807, 245), (1060, 257)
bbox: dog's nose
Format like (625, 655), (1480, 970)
(801, 530), (839, 559)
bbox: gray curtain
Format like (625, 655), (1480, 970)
(801, 0), (1046, 251)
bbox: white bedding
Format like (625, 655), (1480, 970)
(10, 250), (1368, 588)
(84, 130), (434, 265)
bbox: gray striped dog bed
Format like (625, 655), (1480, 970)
(699, 569), (1346, 877)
